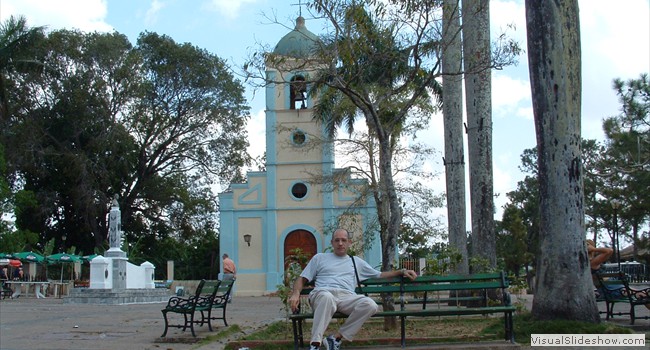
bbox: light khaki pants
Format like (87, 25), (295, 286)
(308, 288), (379, 344)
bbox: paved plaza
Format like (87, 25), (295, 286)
(0, 294), (286, 350)
(0, 293), (648, 350)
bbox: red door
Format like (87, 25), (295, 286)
(283, 229), (317, 271)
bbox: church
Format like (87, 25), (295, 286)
(218, 17), (381, 296)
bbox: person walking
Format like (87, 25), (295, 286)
(222, 253), (236, 281)
(288, 228), (417, 350)
(221, 253), (236, 303)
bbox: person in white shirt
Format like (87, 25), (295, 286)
(288, 228), (417, 350)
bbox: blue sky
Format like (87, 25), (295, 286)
(2, 0), (649, 224)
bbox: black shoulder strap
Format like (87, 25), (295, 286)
(350, 255), (367, 296)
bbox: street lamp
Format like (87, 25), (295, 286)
(611, 199), (621, 270)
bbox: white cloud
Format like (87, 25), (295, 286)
(246, 108), (267, 161)
(492, 72), (530, 117)
(206, 0), (260, 20)
(1, 0), (112, 32)
(144, 0), (166, 27)
(491, 0), (527, 44)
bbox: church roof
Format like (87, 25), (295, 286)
(273, 16), (320, 58)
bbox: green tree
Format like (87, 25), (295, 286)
(0, 16), (45, 242)
(0, 15), (44, 123)
(525, 0), (599, 322)
(4, 29), (250, 270)
(601, 74), (650, 260)
(497, 204), (532, 277)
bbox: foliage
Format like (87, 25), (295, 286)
(497, 204), (534, 276)
(0, 15), (45, 122)
(275, 248), (312, 316)
(328, 130), (446, 258)
(601, 73), (650, 258)
(1, 20), (250, 278)
(421, 245), (463, 275)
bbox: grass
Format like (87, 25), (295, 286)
(222, 312), (648, 350)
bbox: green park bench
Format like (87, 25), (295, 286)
(595, 270), (650, 324)
(290, 271), (516, 349)
(161, 279), (221, 337)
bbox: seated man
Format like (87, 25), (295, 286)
(288, 228), (417, 350)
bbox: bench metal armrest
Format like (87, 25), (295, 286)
(165, 295), (196, 309)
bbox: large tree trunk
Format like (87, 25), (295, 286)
(442, 0), (468, 274)
(526, 0), (599, 322)
(378, 133), (400, 330)
(462, 0), (496, 270)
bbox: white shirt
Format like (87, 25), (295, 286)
(300, 253), (381, 293)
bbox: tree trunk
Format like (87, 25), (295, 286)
(462, 0), (496, 270)
(526, 0), (599, 322)
(378, 134), (400, 330)
(442, 0), (468, 274)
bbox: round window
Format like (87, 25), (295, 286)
(292, 130), (306, 145)
(291, 182), (308, 199)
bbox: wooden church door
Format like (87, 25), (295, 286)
(283, 229), (317, 272)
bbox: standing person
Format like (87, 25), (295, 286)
(288, 228), (418, 350)
(12, 267), (23, 280)
(222, 253), (236, 281)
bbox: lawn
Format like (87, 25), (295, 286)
(220, 312), (645, 350)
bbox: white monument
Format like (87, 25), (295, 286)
(78, 196), (165, 303)
(104, 195), (128, 289)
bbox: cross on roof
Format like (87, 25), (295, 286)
(291, 0), (304, 17)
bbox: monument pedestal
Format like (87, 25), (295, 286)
(105, 248), (127, 290)
(65, 288), (171, 304)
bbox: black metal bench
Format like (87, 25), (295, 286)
(161, 279), (221, 337)
(1, 281), (12, 299)
(290, 271), (516, 349)
(208, 278), (235, 326)
(595, 271), (650, 324)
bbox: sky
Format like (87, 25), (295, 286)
(1, 0), (649, 228)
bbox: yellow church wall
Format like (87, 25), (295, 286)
(276, 210), (322, 234)
(234, 273), (269, 297)
(238, 217), (263, 270)
(231, 174), (267, 210)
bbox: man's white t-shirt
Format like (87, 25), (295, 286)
(300, 253), (381, 293)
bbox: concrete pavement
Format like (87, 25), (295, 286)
(0, 292), (648, 350)
(0, 294), (286, 350)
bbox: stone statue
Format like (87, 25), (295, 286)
(108, 195), (122, 249)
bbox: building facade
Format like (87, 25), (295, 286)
(218, 17), (381, 296)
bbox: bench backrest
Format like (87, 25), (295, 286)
(200, 280), (222, 298)
(192, 279), (207, 299)
(297, 271), (511, 310)
(595, 271), (631, 301)
(360, 272), (509, 292)
(213, 279), (234, 305)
